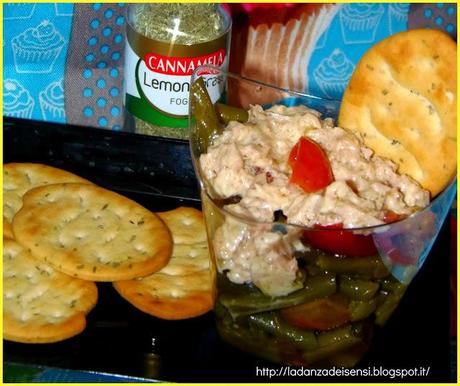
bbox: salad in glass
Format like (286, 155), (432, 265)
(189, 66), (456, 367)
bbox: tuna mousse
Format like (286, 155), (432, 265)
(200, 105), (429, 296)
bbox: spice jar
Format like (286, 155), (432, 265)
(123, 4), (232, 138)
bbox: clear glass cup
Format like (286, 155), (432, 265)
(189, 65), (457, 367)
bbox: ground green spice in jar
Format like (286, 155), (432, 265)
(123, 4), (232, 139)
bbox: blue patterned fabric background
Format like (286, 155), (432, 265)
(308, 3), (457, 99)
(64, 3), (126, 131)
(2, 3), (457, 130)
(309, 4), (409, 99)
(3, 3), (74, 123)
(3, 2), (126, 129)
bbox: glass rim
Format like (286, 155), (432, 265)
(189, 65), (457, 233)
(199, 177), (457, 233)
(191, 64), (341, 106)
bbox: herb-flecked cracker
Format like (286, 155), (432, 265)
(3, 163), (92, 238)
(339, 29), (456, 196)
(12, 183), (173, 281)
(114, 270), (213, 320)
(157, 207), (208, 244)
(114, 206), (213, 319)
(158, 243), (210, 276)
(3, 238), (98, 343)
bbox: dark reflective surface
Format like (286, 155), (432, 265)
(3, 118), (454, 382)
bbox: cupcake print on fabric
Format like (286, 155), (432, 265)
(389, 4), (410, 34)
(4, 4), (36, 20)
(313, 49), (354, 99)
(339, 4), (385, 44)
(12, 20), (65, 73)
(54, 4), (74, 17)
(3, 79), (35, 119)
(39, 79), (65, 121)
(3, 4), (72, 122)
(307, 4), (412, 99)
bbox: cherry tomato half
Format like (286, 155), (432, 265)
(288, 137), (334, 193)
(383, 210), (406, 224)
(302, 223), (378, 257)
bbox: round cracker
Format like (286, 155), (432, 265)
(158, 243), (210, 276)
(115, 207), (213, 319)
(157, 207), (208, 244)
(113, 270), (213, 320)
(338, 29), (456, 197)
(12, 183), (173, 281)
(3, 238), (98, 343)
(3, 163), (92, 238)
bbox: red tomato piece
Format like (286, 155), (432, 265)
(302, 223), (378, 257)
(383, 210), (406, 224)
(281, 296), (350, 331)
(288, 137), (334, 192)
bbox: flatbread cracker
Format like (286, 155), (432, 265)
(114, 270), (213, 320)
(3, 238), (98, 343)
(339, 29), (456, 196)
(12, 183), (173, 281)
(157, 207), (208, 244)
(3, 163), (91, 238)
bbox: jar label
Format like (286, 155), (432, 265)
(124, 24), (229, 128)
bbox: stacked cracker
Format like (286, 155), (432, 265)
(3, 163), (212, 343)
(114, 207), (214, 320)
(4, 238), (98, 343)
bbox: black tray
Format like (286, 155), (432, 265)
(3, 118), (455, 383)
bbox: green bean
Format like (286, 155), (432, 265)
(218, 273), (336, 319)
(248, 312), (318, 350)
(216, 318), (285, 364)
(215, 103), (249, 124)
(303, 324), (363, 364)
(375, 293), (403, 326)
(305, 264), (324, 276)
(339, 276), (380, 300)
(316, 254), (390, 279)
(348, 299), (377, 321)
(317, 324), (355, 347)
(216, 302), (304, 364)
(375, 290), (389, 307)
(381, 278), (407, 294)
(190, 77), (221, 153)
(375, 279), (407, 326)
(296, 248), (323, 265)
